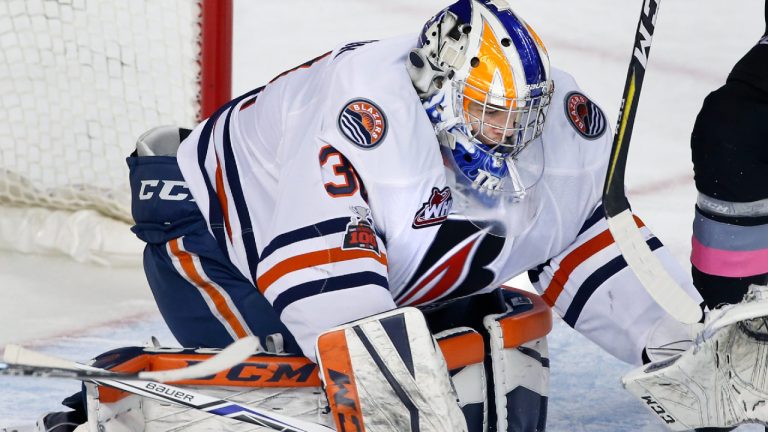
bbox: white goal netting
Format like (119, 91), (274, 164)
(0, 0), (229, 264)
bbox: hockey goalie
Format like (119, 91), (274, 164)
(18, 287), (549, 432)
(11, 0), (768, 431)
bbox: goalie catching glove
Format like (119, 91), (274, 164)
(623, 284), (768, 430)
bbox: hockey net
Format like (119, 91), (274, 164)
(0, 0), (231, 264)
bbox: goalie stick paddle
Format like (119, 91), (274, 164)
(602, 0), (702, 324)
(0, 343), (334, 432)
(1, 335), (260, 382)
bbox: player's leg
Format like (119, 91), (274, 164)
(690, 64), (768, 310)
(634, 64), (768, 428)
(128, 126), (300, 353)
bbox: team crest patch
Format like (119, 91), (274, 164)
(412, 187), (453, 229)
(565, 91), (607, 139)
(337, 98), (388, 149)
(342, 206), (380, 254)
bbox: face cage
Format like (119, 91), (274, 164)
(454, 80), (553, 158)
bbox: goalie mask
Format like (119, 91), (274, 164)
(408, 0), (553, 201)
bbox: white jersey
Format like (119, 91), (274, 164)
(177, 35), (701, 364)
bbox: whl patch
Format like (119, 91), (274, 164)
(565, 91), (606, 139)
(413, 187), (453, 229)
(337, 98), (388, 149)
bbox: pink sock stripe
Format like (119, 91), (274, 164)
(691, 236), (768, 278)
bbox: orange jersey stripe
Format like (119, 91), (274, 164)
(257, 247), (387, 294)
(269, 51), (331, 84)
(169, 238), (249, 338)
(542, 215), (646, 306)
(214, 153), (233, 242)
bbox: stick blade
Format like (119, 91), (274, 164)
(3, 344), (76, 369)
(608, 210), (702, 324)
(139, 335), (260, 382)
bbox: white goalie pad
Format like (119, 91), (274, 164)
(623, 285), (768, 430)
(74, 343), (334, 432)
(26, 324), (489, 432)
(83, 382), (331, 432)
(435, 327), (488, 432)
(483, 290), (551, 432)
(316, 307), (468, 432)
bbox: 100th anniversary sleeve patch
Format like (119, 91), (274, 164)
(564, 91), (607, 140)
(337, 98), (388, 149)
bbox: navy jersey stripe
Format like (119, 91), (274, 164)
(578, 204), (605, 236)
(261, 217), (350, 261)
(221, 98), (261, 282)
(563, 237), (664, 327)
(196, 102), (229, 253)
(527, 261), (550, 285)
(196, 86), (265, 254)
(272, 271), (389, 316)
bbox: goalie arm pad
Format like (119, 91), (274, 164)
(315, 307), (469, 432)
(530, 204), (702, 365)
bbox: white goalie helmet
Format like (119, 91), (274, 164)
(407, 0), (554, 200)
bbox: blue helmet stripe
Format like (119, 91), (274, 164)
(447, 0), (472, 26)
(483, 2), (546, 87)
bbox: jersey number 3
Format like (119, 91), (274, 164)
(319, 145), (359, 198)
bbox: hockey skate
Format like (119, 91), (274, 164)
(623, 285), (768, 430)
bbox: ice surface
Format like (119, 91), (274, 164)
(2, 0), (766, 430)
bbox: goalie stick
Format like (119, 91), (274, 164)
(602, 0), (702, 324)
(1, 336), (259, 383)
(1, 344), (334, 432)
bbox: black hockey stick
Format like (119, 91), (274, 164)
(602, 0), (702, 323)
(1, 345), (333, 432)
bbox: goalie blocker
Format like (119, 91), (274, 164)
(47, 287), (551, 432)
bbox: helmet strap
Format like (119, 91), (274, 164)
(504, 157), (527, 201)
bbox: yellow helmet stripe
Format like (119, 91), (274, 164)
(465, 18), (517, 105)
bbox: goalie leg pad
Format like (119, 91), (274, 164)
(435, 327), (488, 432)
(79, 345), (331, 431)
(316, 307), (468, 432)
(484, 288), (552, 432)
